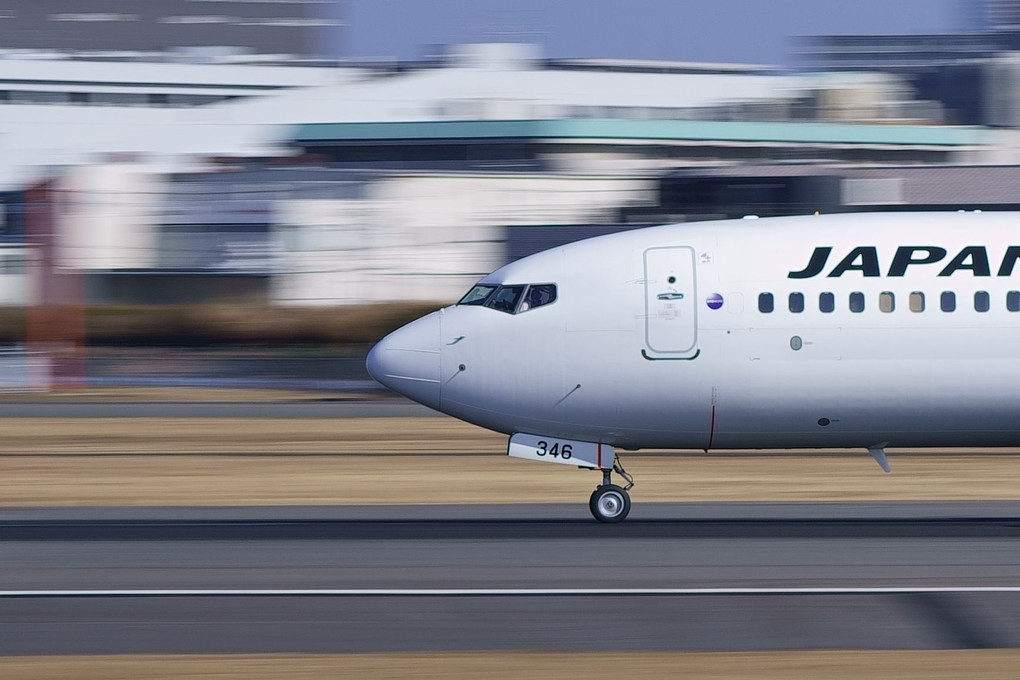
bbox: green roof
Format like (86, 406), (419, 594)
(293, 119), (985, 147)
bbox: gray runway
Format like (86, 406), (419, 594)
(2, 503), (1020, 654)
(6, 593), (1020, 654)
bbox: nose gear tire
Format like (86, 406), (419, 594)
(589, 484), (631, 523)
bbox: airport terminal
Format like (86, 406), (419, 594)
(5, 4), (1020, 309)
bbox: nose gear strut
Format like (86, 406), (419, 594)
(590, 455), (634, 523)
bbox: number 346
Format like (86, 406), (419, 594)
(536, 440), (572, 459)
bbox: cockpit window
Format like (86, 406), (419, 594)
(457, 283), (558, 314)
(484, 285), (526, 313)
(458, 284), (497, 306)
(519, 284), (557, 312)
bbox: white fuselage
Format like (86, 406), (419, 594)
(367, 212), (1020, 450)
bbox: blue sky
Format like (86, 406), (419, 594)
(340, 0), (968, 64)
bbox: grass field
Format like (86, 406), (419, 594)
(4, 651), (1020, 680)
(2, 414), (1020, 505)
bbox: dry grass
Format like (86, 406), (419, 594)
(3, 651), (1020, 680)
(0, 417), (501, 454)
(3, 417), (1020, 505)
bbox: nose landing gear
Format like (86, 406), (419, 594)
(589, 459), (634, 523)
(505, 433), (636, 523)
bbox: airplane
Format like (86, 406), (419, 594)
(366, 211), (1020, 522)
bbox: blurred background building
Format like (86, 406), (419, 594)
(3, 0), (1020, 312)
(0, 0), (340, 57)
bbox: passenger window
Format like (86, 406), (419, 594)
(758, 292), (774, 313)
(1008, 291), (1020, 312)
(458, 284), (497, 306)
(879, 292), (895, 313)
(909, 291), (925, 313)
(975, 291), (990, 313)
(849, 292), (865, 313)
(518, 284), (557, 312)
(484, 285), (525, 314)
(819, 292), (835, 313)
(788, 292), (804, 313)
(940, 291), (956, 312)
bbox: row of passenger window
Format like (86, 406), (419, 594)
(758, 290), (1020, 314)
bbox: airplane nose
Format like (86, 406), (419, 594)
(366, 311), (441, 409)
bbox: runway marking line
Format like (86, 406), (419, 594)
(3, 587), (1020, 597)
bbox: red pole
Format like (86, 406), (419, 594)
(24, 180), (85, 390)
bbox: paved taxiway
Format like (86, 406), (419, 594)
(3, 502), (1020, 654)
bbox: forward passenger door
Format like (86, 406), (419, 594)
(642, 246), (698, 359)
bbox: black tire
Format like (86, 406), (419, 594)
(589, 484), (631, 523)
